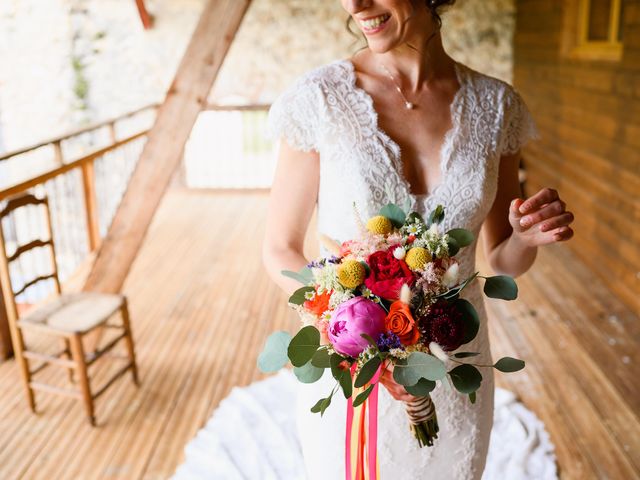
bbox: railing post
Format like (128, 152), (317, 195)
(81, 160), (101, 252)
(53, 140), (64, 165)
(108, 122), (117, 144)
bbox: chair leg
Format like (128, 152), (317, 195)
(120, 300), (139, 386)
(61, 338), (74, 383)
(69, 333), (95, 426)
(11, 327), (36, 412)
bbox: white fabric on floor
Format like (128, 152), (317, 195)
(172, 369), (557, 480)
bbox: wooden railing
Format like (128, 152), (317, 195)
(0, 104), (157, 251)
(0, 104), (159, 300)
(0, 102), (275, 359)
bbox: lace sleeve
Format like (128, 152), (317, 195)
(266, 75), (320, 153)
(498, 86), (539, 156)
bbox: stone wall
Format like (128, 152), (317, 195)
(0, 0), (515, 152)
(210, 0), (515, 103)
(0, 0), (206, 153)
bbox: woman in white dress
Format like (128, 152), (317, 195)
(262, 1), (575, 478)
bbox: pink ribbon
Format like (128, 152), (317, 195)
(346, 363), (382, 480)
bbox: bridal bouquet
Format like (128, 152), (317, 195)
(258, 202), (525, 455)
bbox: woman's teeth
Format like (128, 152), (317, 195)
(361, 14), (390, 31)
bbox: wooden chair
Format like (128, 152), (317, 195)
(0, 192), (139, 425)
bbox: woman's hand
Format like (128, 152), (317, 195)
(509, 187), (575, 247)
(378, 361), (419, 403)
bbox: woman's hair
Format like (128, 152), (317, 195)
(427, 0), (456, 29)
(345, 0), (456, 44)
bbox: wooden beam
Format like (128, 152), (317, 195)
(134, 0), (154, 30)
(82, 0), (251, 294)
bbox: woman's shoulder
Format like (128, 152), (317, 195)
(457, 62), (525, 106)
(280, 59), (352, 97)
(266, 59), (350, 151)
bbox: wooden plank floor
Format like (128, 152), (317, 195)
(0, 188), (637, 479)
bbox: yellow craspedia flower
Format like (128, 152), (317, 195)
(337, 259), (366, 289)
(366, 215), (393, 235)
(405, 247), (430, 271)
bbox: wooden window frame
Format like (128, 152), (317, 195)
(570, 0), (623, 61)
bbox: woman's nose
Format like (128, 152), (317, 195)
(343, 0), (374, 14)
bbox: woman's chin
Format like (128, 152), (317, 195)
(366, 38), (401, 54)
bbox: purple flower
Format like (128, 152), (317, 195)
(377, 331), (402, 352)
(306, 255), (342, 269)
(328, 296), (387, 357)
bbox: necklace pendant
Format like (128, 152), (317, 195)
(405, 101), (414, 110)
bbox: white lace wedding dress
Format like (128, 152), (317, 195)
(173, 59), (556, 480)
(266, 58), (538, 480)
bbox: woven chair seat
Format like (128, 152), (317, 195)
(18, 292), (124, 334)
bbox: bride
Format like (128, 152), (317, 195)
(262, 0), (574, 478)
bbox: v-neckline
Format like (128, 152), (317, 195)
(339, 57), (467, 203)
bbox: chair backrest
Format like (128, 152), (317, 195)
(0, 192), (62, 322)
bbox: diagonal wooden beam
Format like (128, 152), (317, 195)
(82, 0), (251, 294)
(134, 0), (154, 30)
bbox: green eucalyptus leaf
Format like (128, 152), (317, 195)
(310, 393), (333, 416)
(446, 228), (475, 247)
(330, 353), (353, 399)
(281, 266), (313, 285)
(287, 326), (320, 367)
(294, 361), (324, 383)
(404, 378), (436, 396)
(427, 205), (445, 226)
(455, 298), (480, 344)
(257, 331), (292, 373)
(288, 286), (316, 305)
(483, 275), (518, 301)
(311, 348), (331, 368)
(446, 236), (460, 257)
(352, 384), (375, 408)
(469, 391), (477, 404)
(453, 351), (480, 358)
(354, 357), (381, 388)
(402, 197), (412, 215)
(449, 364), (483, 394)
(494, 356), (525, 372)
(339, 370), (353, 399)
(406, 211), (426, 227)
(392, 352), (447, 386)
(379, 203), (406, 228)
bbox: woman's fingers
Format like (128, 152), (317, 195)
(519, 187), (559, 215)
(538, 211), (574, 232)
(519, 199), (565, 229)
(550, 225), (574, 242)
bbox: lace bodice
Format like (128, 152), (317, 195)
(266, 58), (538, 480)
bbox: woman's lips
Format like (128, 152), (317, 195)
(359, 13), (391, 34)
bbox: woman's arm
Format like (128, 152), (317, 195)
(482, 150), (574, 277)
(262, 138), (320, 297)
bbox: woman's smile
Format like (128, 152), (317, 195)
(358, 13), (392, 34)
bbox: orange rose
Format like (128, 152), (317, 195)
(304, 288), (332, 316)
(384, 301), (420, 346)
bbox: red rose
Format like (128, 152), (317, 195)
(365, 249), (416, 300)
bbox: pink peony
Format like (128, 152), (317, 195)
(328, 296), (387, 357)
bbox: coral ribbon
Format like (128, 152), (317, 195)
(346, 363), (381, 480)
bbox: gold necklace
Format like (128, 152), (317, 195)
(379, 63), (416, 110)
